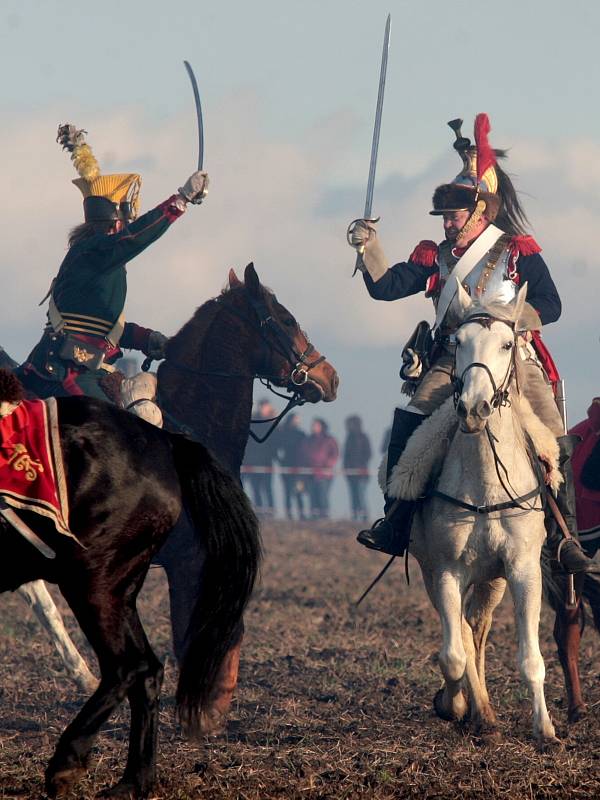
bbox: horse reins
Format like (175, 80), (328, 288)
(435, 312), (543, 515)
(151, 292), (326, 442)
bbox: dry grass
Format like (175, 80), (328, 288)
(1, 520), (600, 798)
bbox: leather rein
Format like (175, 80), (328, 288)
(433, 312), (544, 515)
(152, 292), (326, 443)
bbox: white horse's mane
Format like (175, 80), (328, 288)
(459, 289), (541, 333)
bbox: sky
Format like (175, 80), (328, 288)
(3, 0), (600, 516)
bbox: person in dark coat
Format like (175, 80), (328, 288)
(243, 398), (278, 517)
(343, 415), (372, 521)
(276, 412), (307, 521)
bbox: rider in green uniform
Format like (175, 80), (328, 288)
(19, 124), (208, 401)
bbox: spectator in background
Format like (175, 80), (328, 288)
(276, 413), (307, 521)
(343, 415), (372, 521)
(242, 398), (278, 517)
(302, 418), (339, 519)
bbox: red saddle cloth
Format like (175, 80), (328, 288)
(570, 399), (600, 536)
(0, 397), (70, 536)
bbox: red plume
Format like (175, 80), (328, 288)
(474, 113), (496, 183)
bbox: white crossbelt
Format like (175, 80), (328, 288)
(434, 224), (504, 329)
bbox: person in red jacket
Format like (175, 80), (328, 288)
(302, 418), (339, 519)
(570, 399), (600, 552)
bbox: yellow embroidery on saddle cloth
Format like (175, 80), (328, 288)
(0, 397), (73, 538)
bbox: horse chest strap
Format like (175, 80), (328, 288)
(431, 486), (541, 514)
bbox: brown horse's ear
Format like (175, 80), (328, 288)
(228, 268), (243, 288)
(244, 262), (260, 296)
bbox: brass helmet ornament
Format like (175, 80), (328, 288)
(57, 124), (142, 223)
(430, 113), (502, 243)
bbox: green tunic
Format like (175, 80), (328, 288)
(19, 195), (185, 399)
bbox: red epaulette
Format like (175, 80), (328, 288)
(509, 235), (542, 257)
(409, 240), (438, 267)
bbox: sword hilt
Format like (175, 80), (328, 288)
(347, 217), (380, 275)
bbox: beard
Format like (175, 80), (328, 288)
(445, 226), (460, 241)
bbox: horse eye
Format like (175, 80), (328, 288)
(502, 341), (513, 351)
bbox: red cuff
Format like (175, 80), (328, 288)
(157, 194), (186, 224)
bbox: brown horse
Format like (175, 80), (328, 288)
(153, 262), (338, 700)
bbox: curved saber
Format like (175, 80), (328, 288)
(183, 60), (204, 170)
(351, 14), (391, 276)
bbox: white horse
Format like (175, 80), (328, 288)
(389, 283), (560, 747)
(17, 581), (97, 692)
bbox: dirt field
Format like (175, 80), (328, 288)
(1, 520), (600, 799)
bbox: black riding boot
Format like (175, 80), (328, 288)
(357, 408), (426, 556)
(546, 435), (600, 574)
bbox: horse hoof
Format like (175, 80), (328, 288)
(536, 734), (563, 753)
(433, 688), (461, 722)
(472, 723), (501, 743)
(567, 704), (587, 724)
(45, 766), (86, 798)
(97, 780), (143, 799)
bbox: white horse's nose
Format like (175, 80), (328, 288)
(476, 399), (492, 419)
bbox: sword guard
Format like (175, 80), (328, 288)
(346, 217), (380, 248)
(347, 217), (380, 276)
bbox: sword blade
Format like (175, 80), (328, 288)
(354, 14), (391, 275)
(364, 13), (391, 219)
(183, 60), (204, 171)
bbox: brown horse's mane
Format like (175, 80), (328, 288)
(166, 281), (280, 356)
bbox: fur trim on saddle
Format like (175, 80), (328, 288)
(0, 369), (24, 417)
(0, 369), (24, 404)
(384, 395), (562, 502)
(513, 393), (562, 493)
(387, 401), (457, 501)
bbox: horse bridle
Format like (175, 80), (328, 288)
(452, 313), (517, 412)
(436, 311), (542, 514)
(241, 292), (326, 388)
(153, 290), (327, 442)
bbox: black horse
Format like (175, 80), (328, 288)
(0, 370), (260, 798)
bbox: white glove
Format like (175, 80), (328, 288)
(356, 221), (388, 281)
(401, 348), (422, 379)
(178, 171), (209, 204)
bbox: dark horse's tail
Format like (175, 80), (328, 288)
(170, 434), (261, 734)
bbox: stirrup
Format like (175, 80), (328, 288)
(357, 517), (407, 557)
(556, 538), (600, 574)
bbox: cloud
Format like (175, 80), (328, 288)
(2, 105), (600, 370)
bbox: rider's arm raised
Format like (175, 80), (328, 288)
(98, 196), (188, 269)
